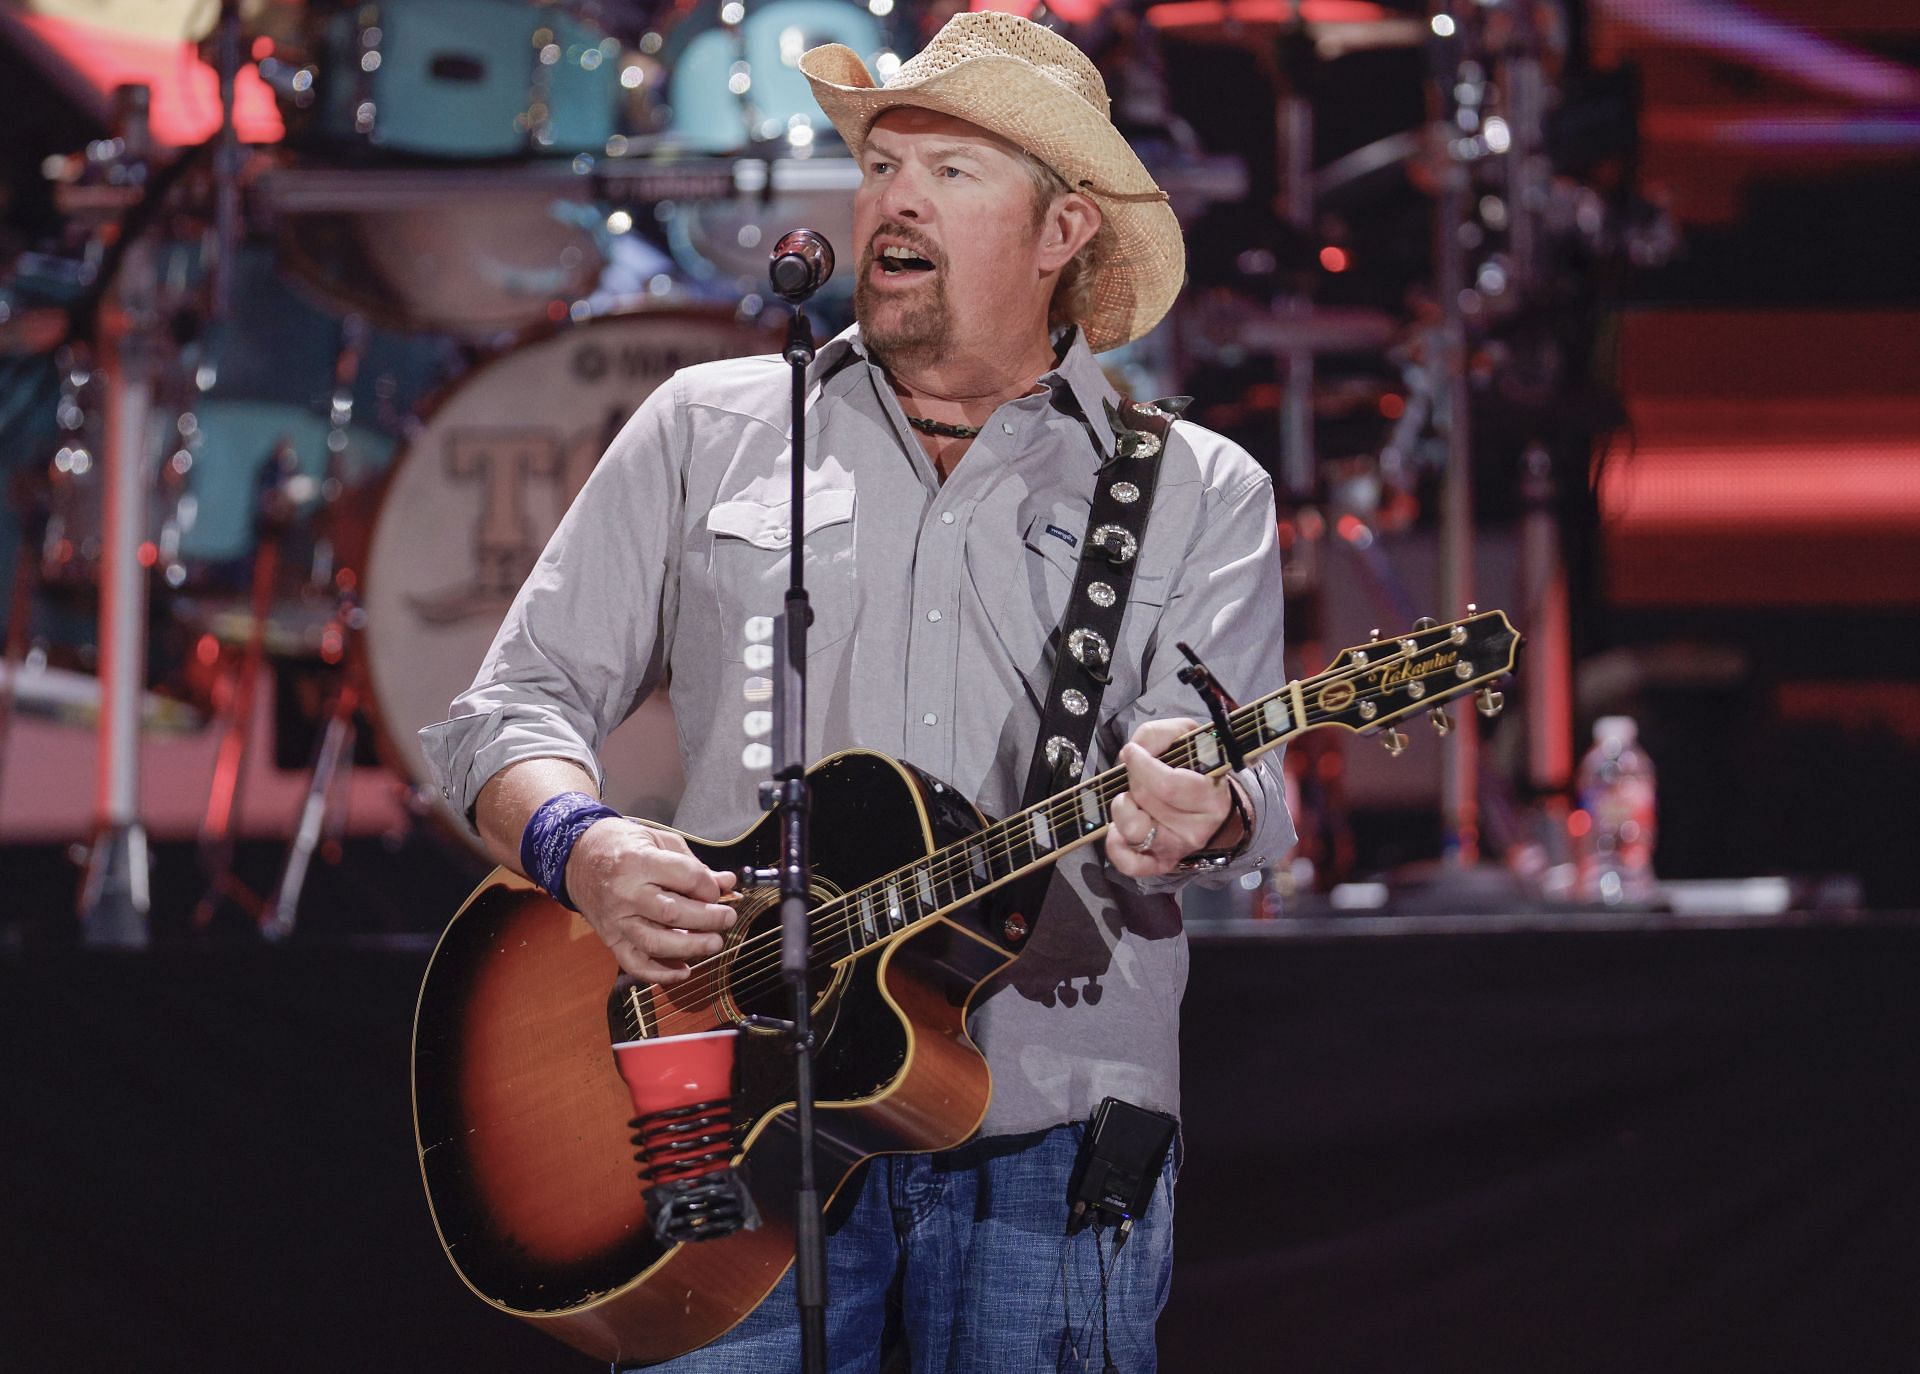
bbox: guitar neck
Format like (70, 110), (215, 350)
(822, 671), (1307, 960)
(817, 610), (1518, 960)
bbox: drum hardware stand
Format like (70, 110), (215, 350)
(260, 355), (370, 940)
(1262, 24), (1345, 904)
(0, 472), (51, 808)
(191, 438), (300, 931)
(1376, 4), (1525, 907)
(1273, 25), (1319, 507)
(1514, 441), (1576, 888)
(211, 0), (247, 322)
(261, 585), (364, 942)
(1430, 2), (1491, 869)
(77, 84), (161, 947)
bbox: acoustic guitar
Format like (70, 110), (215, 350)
(412, 610), (1521, 1364)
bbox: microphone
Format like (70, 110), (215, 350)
(768, 229), (835, 303)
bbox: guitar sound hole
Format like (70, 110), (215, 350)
(719, 882), (849, 1032)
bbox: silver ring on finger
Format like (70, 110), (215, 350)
(1133, 823), (1158, 855)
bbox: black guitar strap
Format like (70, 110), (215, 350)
(995, 395), (1185, 942)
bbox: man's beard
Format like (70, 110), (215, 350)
(853, 263), (952, 373)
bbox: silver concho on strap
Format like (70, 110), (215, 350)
(1116, 429), (1162, 460)
(1045, 735), (1085, 775)
(1110, 481), (1141, 504)
(1067, 627), (1111, 668)
(1091, 525), (1137, 563)
(1061, 688), (1089, 716)
(1087, 581), (1116, 608)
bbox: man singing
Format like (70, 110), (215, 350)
(422, 11), (1293, 1370)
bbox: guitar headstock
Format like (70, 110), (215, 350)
(1309, 610), (1522, 742)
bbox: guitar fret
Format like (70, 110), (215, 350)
(1030, 811), (1054, 852)
(996, 827), (1028, 875)
(885, 880), (906, 932)
(1079, 788), (1104, 832)
(856, 892), (880, 945)
(914, 866), (936, 912)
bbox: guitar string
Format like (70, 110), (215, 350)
(644, 640), (1488, 1033)
(645, 639), (1492, 1031)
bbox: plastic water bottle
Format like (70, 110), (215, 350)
(1573, 716), (1658, 906)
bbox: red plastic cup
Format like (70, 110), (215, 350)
(613, 1028), (741, 1180)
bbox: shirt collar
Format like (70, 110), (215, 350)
(1040, 326), (1121, 461)
(832, 324), (1121, 461)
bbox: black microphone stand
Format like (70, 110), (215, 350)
(757, 230), (834, 1373)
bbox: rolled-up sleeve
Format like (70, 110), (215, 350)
(1106, 463), (1295, 892)
(417, 377), (685, 826)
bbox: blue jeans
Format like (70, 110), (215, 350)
(639, 1124), (1178, 1374)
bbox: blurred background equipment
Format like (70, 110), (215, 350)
(3, 0), (1916, 932)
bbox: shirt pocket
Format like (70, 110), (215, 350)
(705, 487), (857, 655)
(969, 508), (1169, 716)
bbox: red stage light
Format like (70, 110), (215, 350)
(1319, 246), (1350, 273)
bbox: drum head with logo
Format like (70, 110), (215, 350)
(361, 310), (774, 855)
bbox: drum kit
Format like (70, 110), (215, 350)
(0, 0), (1654, 938)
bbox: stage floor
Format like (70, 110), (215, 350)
(5, 908), (1918, 1372)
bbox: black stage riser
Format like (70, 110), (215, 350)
(4, 923), (1917, 1373)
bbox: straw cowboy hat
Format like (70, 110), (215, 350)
(800, 11), (1185, 353)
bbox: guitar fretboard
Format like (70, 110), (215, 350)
(814, 680), (1305, 961)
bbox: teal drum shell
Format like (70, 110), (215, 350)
(304, 0), (624, 159)
(665, 0), (889, 153)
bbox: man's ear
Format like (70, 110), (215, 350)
(1037, 192), (1101, 272)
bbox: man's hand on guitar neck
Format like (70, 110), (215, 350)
(476, 758), (738, 987)
(1104, 716), (1249, 879)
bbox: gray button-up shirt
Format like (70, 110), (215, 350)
(420, 324), (1293, 1136)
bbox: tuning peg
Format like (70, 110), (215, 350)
(1428, 706), (1452, 735)
(1413, 616), (1437, 631)
(1476, 686), (1505, 718)
(1382, 726), (1409, 756)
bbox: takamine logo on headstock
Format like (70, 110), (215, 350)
(1312, 609), (1523, 739)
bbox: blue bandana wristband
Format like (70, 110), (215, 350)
(520, 791), (621, 911)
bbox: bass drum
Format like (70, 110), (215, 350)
(361, 310), (774, 857)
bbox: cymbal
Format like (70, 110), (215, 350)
(1146, 0), (1427, 56)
